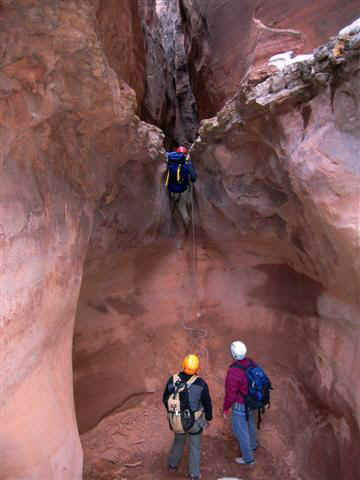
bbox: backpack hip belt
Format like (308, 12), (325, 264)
(168, 407), (203, 417)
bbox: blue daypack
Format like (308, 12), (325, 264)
(233, 363), (272, 429)
(165, 152), (197, 193)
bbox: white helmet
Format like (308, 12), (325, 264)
(230, 341), (247, 360)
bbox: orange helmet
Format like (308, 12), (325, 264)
(176, 146), (188, 154)
(182, 354), (200, 375)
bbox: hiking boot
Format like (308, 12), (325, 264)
(235, 457), (256, 465)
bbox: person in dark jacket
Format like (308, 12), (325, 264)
(165, 146), (197, 229)
(223, 341), (257, 465)
(163, 354), (212, 480)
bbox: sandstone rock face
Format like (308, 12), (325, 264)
(2, 1), (360, 479)
(139, 0), (199, 146)
(77, 30), (360, 479)
(192, 33), (360, 305)
(0, 1), (164, 479)
(96, 0), (146, 110)
(180, 0), (360, 118)
(138, 0), (175, 141)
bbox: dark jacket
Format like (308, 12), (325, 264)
(163, 371), (213, 421)
(166, 152), (197, 193)
(223, 357), (257, 411)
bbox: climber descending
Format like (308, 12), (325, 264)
(165, 146), (197, 229)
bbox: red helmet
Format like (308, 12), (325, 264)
(176, 146), (187, 154)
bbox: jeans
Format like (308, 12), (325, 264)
(231, 403), (257, 463)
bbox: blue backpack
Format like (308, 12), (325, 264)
(233, 363), (272, 429)
(165, 152), (197, 193)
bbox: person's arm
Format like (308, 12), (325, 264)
(223, 368), (240, 412)
(163, 377), (173, 410)
(201, 382), (213, 421)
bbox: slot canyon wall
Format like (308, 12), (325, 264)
(0, 1), (165, 479)
(0, 1), (359, 479)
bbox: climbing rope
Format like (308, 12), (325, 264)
(181, 184), (209, 369)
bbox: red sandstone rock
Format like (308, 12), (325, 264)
(96, 0), (146, 110)
(2, 2), (360, 480)
(190, 40), (360, 308)
(180, 0), (359, 118)
(0, 1), (164, 479)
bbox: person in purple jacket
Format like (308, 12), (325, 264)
(223, 340), (257, 465)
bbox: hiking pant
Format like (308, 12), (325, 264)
(169, 188), (192, 227)
(168, 430), (202, 477)
(231, 403), (257, 463)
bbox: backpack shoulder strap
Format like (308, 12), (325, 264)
(185, 375), (198, 386)
(165, 169), (170, 188)
(170, 374), (182, 398)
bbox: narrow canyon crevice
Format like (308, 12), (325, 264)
(0, 1), (360, 480)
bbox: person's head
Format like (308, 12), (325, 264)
(182, 353), (200, 375)
(176, 146), (188, 154)
(230, 341), (247, 360)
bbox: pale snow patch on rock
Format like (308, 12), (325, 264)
(269, 51), (314, 70)
(217, 478), (244, 480)
(338, 17), (360, 38)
